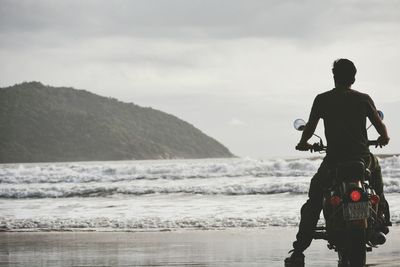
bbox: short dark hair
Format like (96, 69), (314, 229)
(332, 58), (357, 86)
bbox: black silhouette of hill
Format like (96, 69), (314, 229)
(0, 82), (234, 163)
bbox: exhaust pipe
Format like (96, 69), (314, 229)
(370, 232), (386, 245)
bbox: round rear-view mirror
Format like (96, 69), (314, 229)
(294, 119), (306, 131)
(377, 110), (384, 120)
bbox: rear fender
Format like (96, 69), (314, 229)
(342, 180), (363, 194)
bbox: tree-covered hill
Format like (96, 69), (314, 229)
(0, 82), (234, 163)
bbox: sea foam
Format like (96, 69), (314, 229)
(0, 156), (399, 198)
(1, 157), (399, 231)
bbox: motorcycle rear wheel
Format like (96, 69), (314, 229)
(343, 228), (366, 267)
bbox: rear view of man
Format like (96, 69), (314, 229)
(284, 59), (391, 266)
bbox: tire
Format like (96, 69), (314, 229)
(337, 250), (350, 267)
(347, 228), (366, 267)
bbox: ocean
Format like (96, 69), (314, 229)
(1, 156), (399, 231)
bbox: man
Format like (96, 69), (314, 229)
(284, 59), (391, 266)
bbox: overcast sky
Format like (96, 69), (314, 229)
(1, 0), (400, 158)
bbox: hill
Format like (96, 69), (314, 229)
(0, 82), (234, 163)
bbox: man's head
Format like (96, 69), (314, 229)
(332, 58), (357, 87)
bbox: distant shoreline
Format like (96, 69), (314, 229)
(0, 154), (398, 165)
(0, 156), (239, 165)
(0, 82), (234, 164)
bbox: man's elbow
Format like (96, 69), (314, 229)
(306, 120), (318, 132)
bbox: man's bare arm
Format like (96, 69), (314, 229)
(369, 110), (390, 145)
(296, 118), (319, 151)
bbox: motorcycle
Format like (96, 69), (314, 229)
(293, 111), (389, 267)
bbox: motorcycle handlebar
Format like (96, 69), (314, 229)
(368, 140), (378, 146)
(306, 140), (380, 152)
(310, 143), (326, 152)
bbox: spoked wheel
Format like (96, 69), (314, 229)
(338, 228), (366, 267)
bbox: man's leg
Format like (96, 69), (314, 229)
(285, 161), (328, 266)
(292, 164), (327, 252)
(368, 154), (391, 226)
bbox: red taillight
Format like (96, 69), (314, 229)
(350, 190), (362, 202)
(330, 196), (342, 206)
(370, 194), (380, 205)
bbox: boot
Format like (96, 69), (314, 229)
(284, 249), (305, 267)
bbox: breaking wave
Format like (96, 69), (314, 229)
(1, 213), (400, 231)
(0, 181), (311, 198)
(0, 158), (322, 184)
(0, 156), (399, 199)
(1, 157), (400, 232)
(0, 216), (297, 231)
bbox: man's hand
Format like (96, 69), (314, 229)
(296, 142), (312, 151)
(376, 135), (390, 147)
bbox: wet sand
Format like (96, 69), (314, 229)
(0, 227), (399, 267)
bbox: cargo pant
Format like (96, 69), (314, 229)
(292, 154), (390, 252)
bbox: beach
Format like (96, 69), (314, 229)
(1, 228), (399, 267)
(1, 157), (399, 266)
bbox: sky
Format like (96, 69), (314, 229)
(1, 0), (400, 158)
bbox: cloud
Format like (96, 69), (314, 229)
(228, 118), (245, 126)
(1, 0), (400, 44)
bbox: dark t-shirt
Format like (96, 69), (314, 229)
(309, 88), (377, 161)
